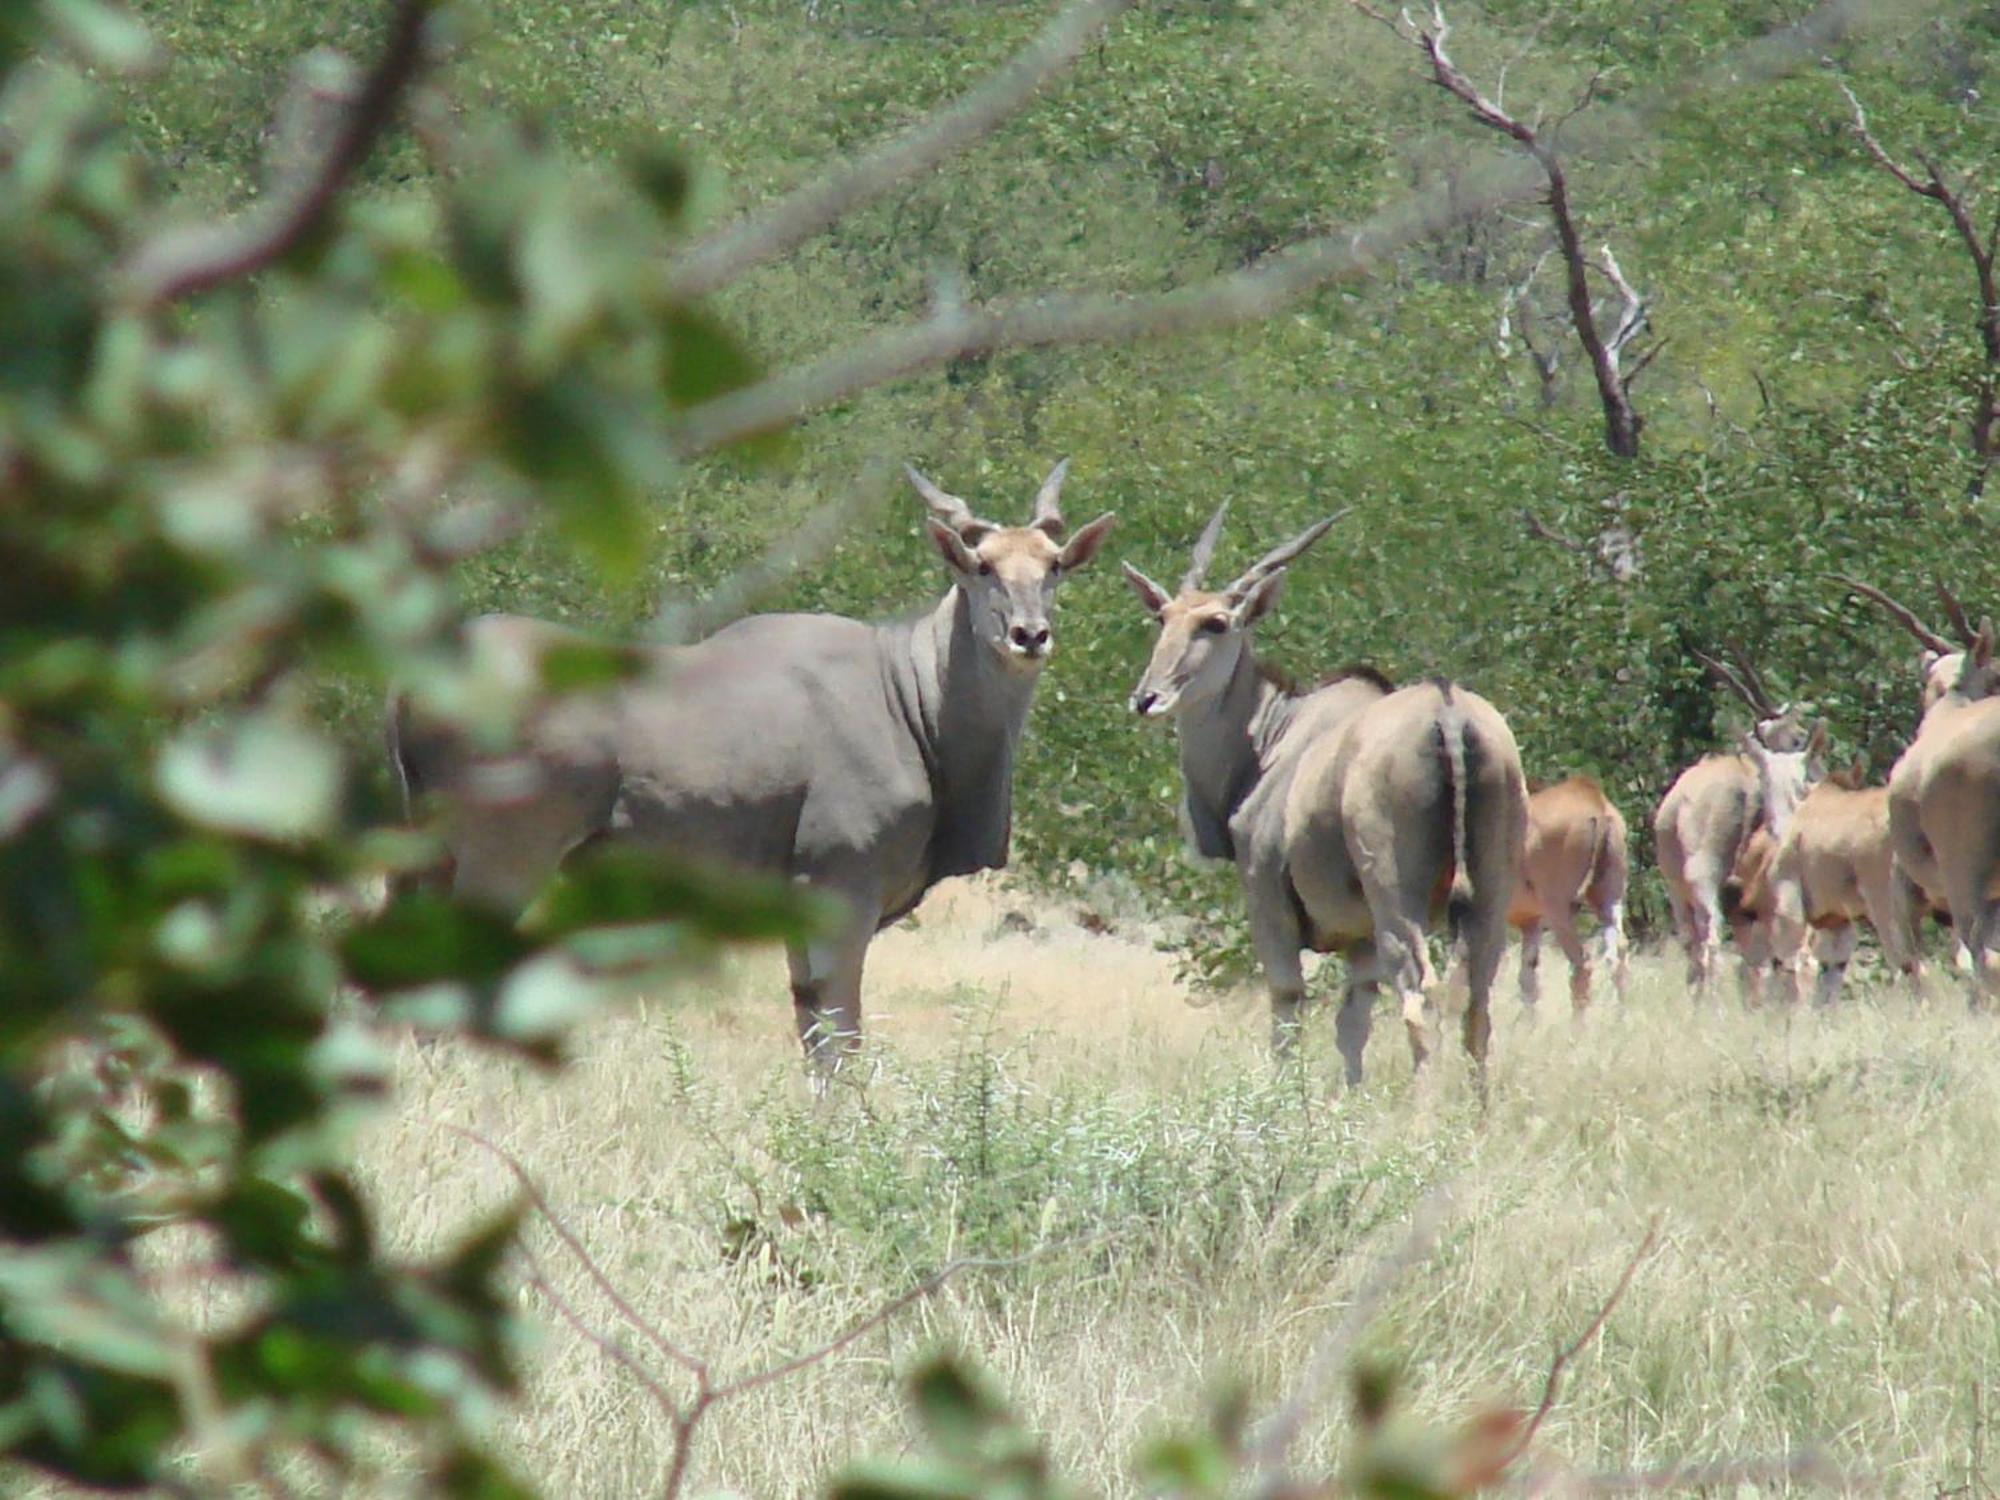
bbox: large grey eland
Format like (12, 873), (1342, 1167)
(1653, 648), (1822, 1000)
(389, 462), (1114, 1067)
(1121, 506), (1526, 1088)
(1837, 574), (1993, 969)
(1884, 616), (2000, 1006)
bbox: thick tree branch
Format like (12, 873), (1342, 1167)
(118, 0), (432, 309)
(664, 0), (1130, 300)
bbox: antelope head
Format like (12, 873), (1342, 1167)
(906, 460), (1115, 673)
(1741, 720), (1828, 843)
(1694, 643), (1827, 838)
(1121, 504), (1346, 718)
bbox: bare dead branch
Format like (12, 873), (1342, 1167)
(515, 1236), (685, 1423)
(1350, 0), (1645, 456)
(1247, 1189), (1451, 1492)
(118, 0), (432, 308)
(1500, 1221), (1660, 1472)
(664, 0), (1131, 300)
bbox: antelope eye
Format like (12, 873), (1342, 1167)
(1199, 616), (1229, 634)
(976, 560), (993, 576)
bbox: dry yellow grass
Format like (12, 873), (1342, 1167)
(356, 876), (2000, 1497)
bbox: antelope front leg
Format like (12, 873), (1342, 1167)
(1549, 910), (1592, 1017)
(1516, 920), (1544, 1012)
(1336, 942), (1382, 1088)
(787, 888), (877, 1083)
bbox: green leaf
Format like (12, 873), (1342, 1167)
(661, 307), (759, 409)
(156, 715), (341, 842)
(342, 892), (530, 991)
(829, 1458), (980, 1500)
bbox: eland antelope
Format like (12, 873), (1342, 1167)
(1763, 761), (1925, 1006)
(389, 462), (1114, 1067)
(1886, 620), (2000, 1006)
(1122, 507), (1525, 1088)
(1653, 649), (1824, 998)
(1508, 777), (1629, 1013)
(1832, 572), (1992, 976)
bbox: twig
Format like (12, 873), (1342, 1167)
(1500, 1219), (1660, 1470)
(118, 0), (433, 308)
(445, 1120), (1070, 1500)
(665, 0), (1131, 299)
(514, 1236), (685, 1424)
(1247, 1189), (1451, 1490)
(443, 1123), (706, 1375)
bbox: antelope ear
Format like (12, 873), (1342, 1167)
(927, 518), (982, 576)
(1058, 511), (1116, 571)
(1121, 561), (1170, 618)
(1977, 619), (1997, 668)
(1805, 722), (1829, 762)
(1232, 566), (1287, 625)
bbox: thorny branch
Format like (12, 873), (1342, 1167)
(1838, 79), (2000, 499)
(118, 0), (433, 308)
(446, 1123), (1057, 1500)
(1348, 0), (1647, 457)
(664, 0), (1131, 300)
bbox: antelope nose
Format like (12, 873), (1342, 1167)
(1010, 624), (1051, 654)
(1131, 688), (1157, 716)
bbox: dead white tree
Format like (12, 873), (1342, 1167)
(1838, 80), (2000, 501)
(1352, 1), (1658, 459)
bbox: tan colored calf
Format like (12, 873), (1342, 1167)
(1763, 770), (1924, 1005)
(1508, 776), (1628, 1012)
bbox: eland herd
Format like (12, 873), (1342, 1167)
(391, 463), (2000, 1090)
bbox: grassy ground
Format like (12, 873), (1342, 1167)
(358, 878), (2000, 1497)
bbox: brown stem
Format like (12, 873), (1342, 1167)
(119, 0), (433, 308)
(1500, 1220), (1660, 1471)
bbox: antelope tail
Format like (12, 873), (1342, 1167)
(1440, 693), (1475, 939)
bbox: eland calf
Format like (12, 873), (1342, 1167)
(1509, 776), (1629, 1013)
(390, 463), (1114, 1068)
(1764, 766), (1924, 1005)
(1122, 508), (1525, 1088)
